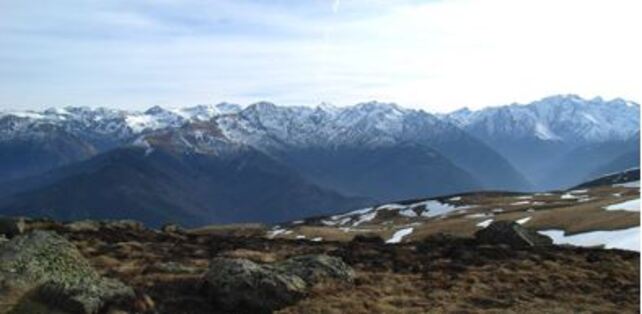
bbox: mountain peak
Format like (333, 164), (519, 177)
(145, 105), (167, 115)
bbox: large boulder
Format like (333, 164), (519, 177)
(203, 257), (307, 312)
(475, 221), (553, 248)
(0, 217), (25, 239)
(203, 254), (354, 312)
(0, 231), (134, 314)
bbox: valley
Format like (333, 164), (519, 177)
(0, 95), (639, 226)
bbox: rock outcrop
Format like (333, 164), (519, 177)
(0, 217), (25, 239)
(202, 254), (354, 312)
(475, 221), (553, 248)
(0, 231), (134, 314)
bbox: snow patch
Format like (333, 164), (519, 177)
(614, 181), (640, 188)
(267, 228), (288, 238)
(419, 200), (474, 218)
(476, 219), (493, 228)
(516, 216), (531, 225)
(539, 227), (640, 251)
(386, 228), (414, 244)
(398, 208), (418, 217)
(560, 193), (579, 200)
(132, 136), (154, 156)
(604, 198), (640, 212)
(534, 122), (561, 140)
(466, 213), (492, 219)
(353, 212), (377, 226)
(331, 207), (373, 220)
(377, 204), (407, 210)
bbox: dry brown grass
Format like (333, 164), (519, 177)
(294, 187), (640, 243)
(186, 223), (267, 237)
(217, 249), (278, 263)
(283, 226), (380, 242)
(279, 248), (639, 314)
(278, 272), (430, 314)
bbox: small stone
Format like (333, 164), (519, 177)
(161, 223), (183, 233)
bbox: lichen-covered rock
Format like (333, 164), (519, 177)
(0, 231), (134, 314)
(275, 254), (355, 284)
(203, 254), (354, 312)
(203, 257), (307, 312)
(0, 216), (25, 239)
(475, 221), (553, 248)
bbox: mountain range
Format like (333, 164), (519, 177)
(0, 94), (638, 226)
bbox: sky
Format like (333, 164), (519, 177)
(0, 0), (641, 113)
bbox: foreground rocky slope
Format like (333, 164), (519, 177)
(0, 171), (638, 313)
(0, 214), (638, 313)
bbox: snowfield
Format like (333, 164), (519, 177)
(539, 227), (640, 251)
(604, 198), (640, 212)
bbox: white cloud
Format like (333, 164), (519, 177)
(0, 0), (640, 112)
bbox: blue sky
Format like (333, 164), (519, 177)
(0, 0), (640, 112)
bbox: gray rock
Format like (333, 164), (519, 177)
(0, 231), (134, 314)
(475, 221), (553, 248)
(202, 254), (354, 312)
(203, 257), (307, 312)
(0, 216), (25, 239)
(276, 254), (355, 284)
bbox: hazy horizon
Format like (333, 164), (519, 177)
(0, 93), (639, 115)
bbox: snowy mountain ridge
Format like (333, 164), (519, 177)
(0, 103), (242, 147)
(444, 95), (640, 143)
(1, 95), (639, 148)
